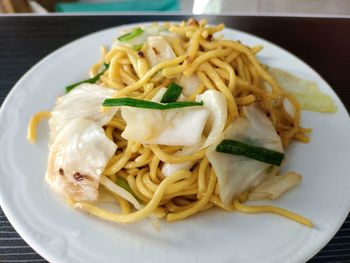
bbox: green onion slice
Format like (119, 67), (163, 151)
(65, 63), (109, 93)
(160, 83), (183, 103)
(118, 27), (144, 42)
(103, 97), (203, 109)
(115, 177), (141, 202)
(216, 139), (285, 166)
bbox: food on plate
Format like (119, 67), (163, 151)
(28, 19), (320, 228)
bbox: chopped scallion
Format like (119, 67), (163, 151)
(118, 27), (144, 42)
(65, 63), (109, 93)
(160, 83), (183, 103)
(216, 139), (284, 166)
(103, 97), (203, 109)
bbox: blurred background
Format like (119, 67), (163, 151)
(1, 0), (350, 15)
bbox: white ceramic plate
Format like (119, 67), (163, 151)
(1, 23), (350, 263)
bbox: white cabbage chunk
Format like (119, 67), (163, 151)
(207, 105), (283, 206)
(145, 36), (176, 68)
(196, 90), (227, 149)
(178, 74), (201, 97)
(121, 106), (208, 146)
(269, 67), (337, 113)
(49, 84), (117, 142)
(248, 172), (302, 201)
(46, 118), (117, 202)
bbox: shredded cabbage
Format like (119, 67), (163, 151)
(269, 68), (337, 113)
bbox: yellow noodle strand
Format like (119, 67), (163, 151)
(150, 145), (206, 164)
(27, 111), (51, 142)
(233, 200), (313, 227)
(167, 168), (216, 221)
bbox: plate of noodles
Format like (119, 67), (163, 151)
(0, 19), (349, 263)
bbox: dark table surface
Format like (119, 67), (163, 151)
(0, 15), (349, 263)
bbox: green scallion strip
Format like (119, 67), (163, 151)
(115, 177), (141, 202)
(216, 139), (285, 166)
(160, 82), (183, 103)
(118, 27), (144, 42)
(65, 63), (109, 93)
(103, 97), (203, 109)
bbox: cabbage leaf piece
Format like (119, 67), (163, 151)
(269, 68), (337, 113)
(145, 36), (176, 68)
(248, 172), (302, 201)
(121, 106), (208, 146)
(49, 84), (118, 143)
(46, 119), (117, 201)
(207, 105), (283, 206)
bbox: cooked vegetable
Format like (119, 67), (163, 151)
(120, 105), (208, 146)
(49, 84), (118, 143)
(145, 36), (176, 67)
(65, 63), (109, 93)
(196, 90), (227, 149)
(127, 53), (145, 78)
(178, 74), (201, 97)
(100, 176), (141, 210)
(151, 87), (185, 103)
(103, 97), (203, 109)
(207, 105), (284, 206)
(216, 140), (284, 166)
(46, 119), (117, 201)
(118, 27), (144, 42)
(269, 67), (337, 113)
(115, 177), (140, 201)
(249, 172), (302, 200)
(160, 83), (183, 103)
